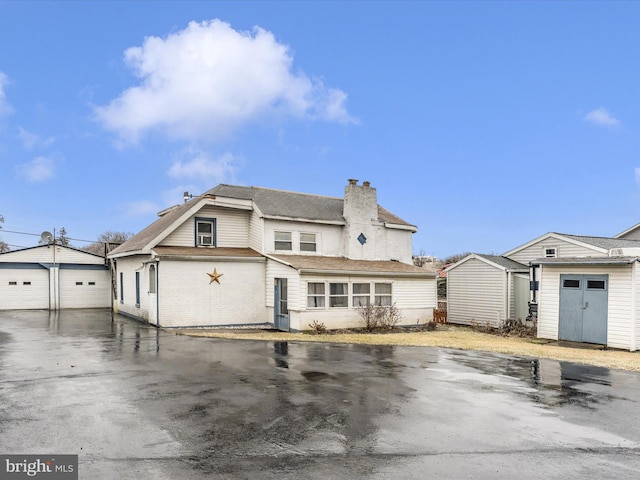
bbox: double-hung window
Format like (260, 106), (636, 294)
(196, 218), (216, 246)
(374, 283), (392, 306)
(307, 282), (325, 308)
(352, 283), (370, 307)
(300, 233), (317, 252)
(329, 283), (348, 307)
(275, 231), (292, 251)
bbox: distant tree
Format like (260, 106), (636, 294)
(82, 231), (133, 256)
(56, 227), (71, 247)
(441, 251), (472, 265)
(0, 214), (8, 252)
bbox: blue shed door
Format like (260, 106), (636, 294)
(559, 274), (608, 344)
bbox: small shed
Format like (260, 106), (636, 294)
(0, 244), (110, 310)
(446, 254), (529, 326)
(534, 256), (640, 351)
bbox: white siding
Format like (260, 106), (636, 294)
(635, 262), (640, 351)
(114, 256), (150, 321)
(265, 260), (299, 309)
(538, 264), (635, 350)
(158, 259), (266, 328)
(160, 206), (250, 248)
(264, 220), (344, 256)
(447, 258), (506, 326)
(294, 274), (435, 330)
(507, 237), (603, 264)
(248, 212), (263, 252)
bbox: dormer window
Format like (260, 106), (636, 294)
(196, 218), (216, 246)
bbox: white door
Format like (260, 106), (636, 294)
(59, 268), (111, 308)
(0, 267), (50, 310)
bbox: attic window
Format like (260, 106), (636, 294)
(544, 247), (557, 258)
(196, 218), (216, 247)
(357, 233), (367, 245)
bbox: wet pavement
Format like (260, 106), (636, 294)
(1, 310), (640, 479)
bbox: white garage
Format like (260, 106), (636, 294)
(0, 244), (111, 311)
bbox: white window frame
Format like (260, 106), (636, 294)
(275, 231), (292, 251)
(352, 283), (371, 307)
(374, 283), (392, 306)
(329, 282), (349, 308)
(300, 232), (317, 253)
(307, 282), (326, 308)
(544, 246), (557, 258)
(196, 218), (216, 247)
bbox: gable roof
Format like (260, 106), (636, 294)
(109, 183), (416, 257)
(206, 184), (414, 227)
(615, 223), (640, 239)
(0, 243), (105, 260)
(446, 253), (528, 272)
(502, 232), (640, 258)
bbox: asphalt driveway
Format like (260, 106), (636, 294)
(1, 310), (639, 479)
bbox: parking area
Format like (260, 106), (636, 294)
(1, 310), (639, 479)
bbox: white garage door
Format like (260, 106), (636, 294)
(59, 268), (111, 309)
(0, 267), (50, 310)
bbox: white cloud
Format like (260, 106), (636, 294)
(584, 107), (620, 127)
(0, 71), (13, 117)
(95, 19), (355, 144)
(15, 156), (54, 182)
(167, 150), (240, 184)
(18, 127), (55, 150)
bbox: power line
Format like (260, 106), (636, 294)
(1, 228), (96, 244)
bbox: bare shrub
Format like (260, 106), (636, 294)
(308, 320), (327, 335)
(357, 303), (403, 331)
(378, 303), (402, 330)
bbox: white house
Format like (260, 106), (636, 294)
(447, 231), (640, 350)
(0, 244), (111, 310)
(108, 180), (437, 330)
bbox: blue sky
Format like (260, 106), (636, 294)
(1, 1), (639, 259)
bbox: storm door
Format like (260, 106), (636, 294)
(559, 274), (608, 344)
(274, 278), (290, 331)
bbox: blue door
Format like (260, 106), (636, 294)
(559, 274), (608, 344)
(274, 278), (290, 331)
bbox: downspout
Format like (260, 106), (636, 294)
(156, 260), (160, 328)
(631, 260), (637, 351)
(506, 270), (512, 322)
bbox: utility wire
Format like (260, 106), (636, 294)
(1, 228), (96, 244)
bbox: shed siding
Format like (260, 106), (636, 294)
(507, 238), (602, 264)
(447, 258), (505, 326)
(160, 206), (249, 248)
(538, 265), (634, 350)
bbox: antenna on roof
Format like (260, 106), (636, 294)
(183, 191), (193, 203)
(40, 231), (53, 245)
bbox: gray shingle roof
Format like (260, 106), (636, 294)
(109, 183), (415, 256)
(557, 233), (640, 250)
(533, 256), (638, 266)
(206, 184), (413, 226)
(475, 254), (529, 271)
